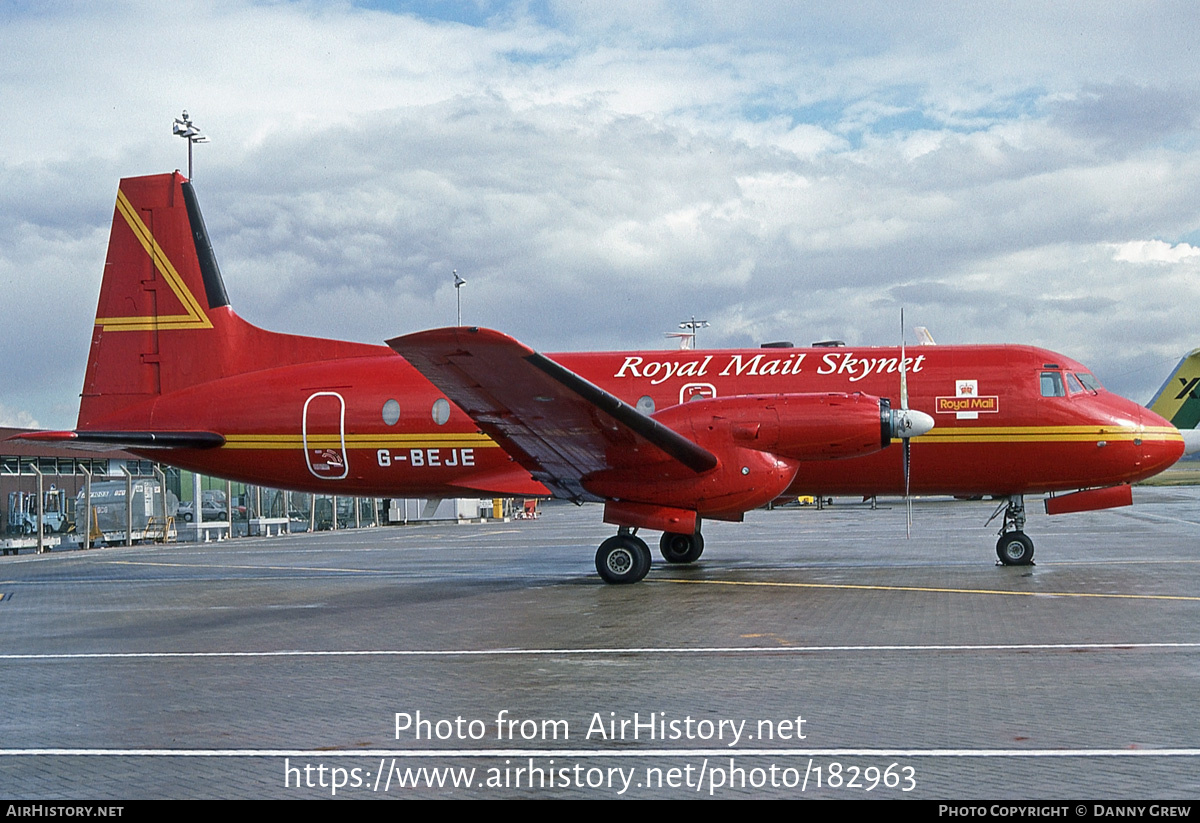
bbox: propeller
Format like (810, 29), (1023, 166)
(870, 311), (934, 534)
(895, 309), (935, 537)
(902, 311), (912, 536)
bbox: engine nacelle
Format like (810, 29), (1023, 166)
(580, 392), (932, 523)
(653, 392), (903, 462)
(583, 446), (799, 519)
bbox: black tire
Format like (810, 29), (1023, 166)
(659, 532), (704, 564)
(182, 512), (194, 523)
(996, 531), (1035, 565)
(595, 535), (652, 584)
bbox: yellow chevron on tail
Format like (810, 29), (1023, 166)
(93, 188), (213, 332)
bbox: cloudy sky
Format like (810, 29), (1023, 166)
(1, 0), (1198, 429)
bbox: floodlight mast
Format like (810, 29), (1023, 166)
(172, 110), (209, 180)
(678, 316), (709, 349)
(453, 270), (466, 326)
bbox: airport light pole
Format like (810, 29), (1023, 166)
(679, 317), (709, 349)
(454, 270), (466, 326)
(172, 110), (209, 180)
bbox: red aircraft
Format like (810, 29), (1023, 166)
(15, 172), (1186, 583)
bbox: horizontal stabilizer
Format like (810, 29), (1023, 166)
(9, 430), (226, 451)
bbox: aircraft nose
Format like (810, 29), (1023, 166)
(891, 408), (935, 439)
(1139, 406), (1186, 474)
(1178, 427), (1200, 457)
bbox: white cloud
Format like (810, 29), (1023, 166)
(0, 402), (39, 430)
(1111, 240), (1200, 264)
(2, 1), (1200, 425)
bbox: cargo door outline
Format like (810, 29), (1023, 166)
(303, 392), (349, 480)
(681, 383), (717, 403)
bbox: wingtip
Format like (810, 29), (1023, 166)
(386, 326), (529, 356)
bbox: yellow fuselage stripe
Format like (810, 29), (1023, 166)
(211, 426), (1180, 451)
(917, 425), (1180, 444)
(221, 433), (499, 450)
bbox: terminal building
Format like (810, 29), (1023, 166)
(2, 426), (509, 547)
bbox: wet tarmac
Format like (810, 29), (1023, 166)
(2, 487), (1198, 798)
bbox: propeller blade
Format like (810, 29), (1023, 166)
(900, 308), (909, 411)
(904, 439), (912, 538)
(900, 307), (912, 537)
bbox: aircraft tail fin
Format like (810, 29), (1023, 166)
(78, 173), (378, 429)
(1147, 348), (1200, 430)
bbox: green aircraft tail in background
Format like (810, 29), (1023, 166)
(1149, 348), (1200, 430)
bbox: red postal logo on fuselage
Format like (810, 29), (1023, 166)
(936, 379), (998, 419)
(935, 396), (999, 413)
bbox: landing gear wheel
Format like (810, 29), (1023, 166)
(996, 531), (1035, 565)
(596, 535), (651, 584)
(659, 532), (704, 564)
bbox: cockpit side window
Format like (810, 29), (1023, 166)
(1040, 371), (1066, 397)
(1066, 372), (1085, 394)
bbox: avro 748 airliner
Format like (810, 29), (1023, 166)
(14, 173), (1188, 583)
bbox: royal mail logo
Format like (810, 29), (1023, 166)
(940, 379), (997, 419)
(936, 396), (999, 413)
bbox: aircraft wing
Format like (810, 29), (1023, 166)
(387, 327), (718, 502)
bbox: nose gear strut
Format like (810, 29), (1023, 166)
(987, 494), (1035, 565)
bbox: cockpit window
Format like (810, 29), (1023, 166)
(1066, 372), (1085, 394)
(1076, 372), (1102, 391)
(1040, 371), (1066, 397)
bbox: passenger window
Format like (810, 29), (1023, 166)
(1040, 371), (1065, 397)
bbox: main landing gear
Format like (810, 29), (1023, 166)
(594, 525), (706, 583)
(659, 531), (704, 564)
(595, 528), (652, 584)
(990, 494), (1035, 566)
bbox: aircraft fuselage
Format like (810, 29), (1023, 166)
(108, 338), (1178, 499)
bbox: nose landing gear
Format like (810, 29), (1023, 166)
(996, 530), (1035, 565)
(989, 494), (1035, 565)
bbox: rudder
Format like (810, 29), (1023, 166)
(77, 172), (385, 431)
(80, 172), (230, 426)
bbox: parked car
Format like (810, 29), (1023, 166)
(177, 500), (246, 522)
